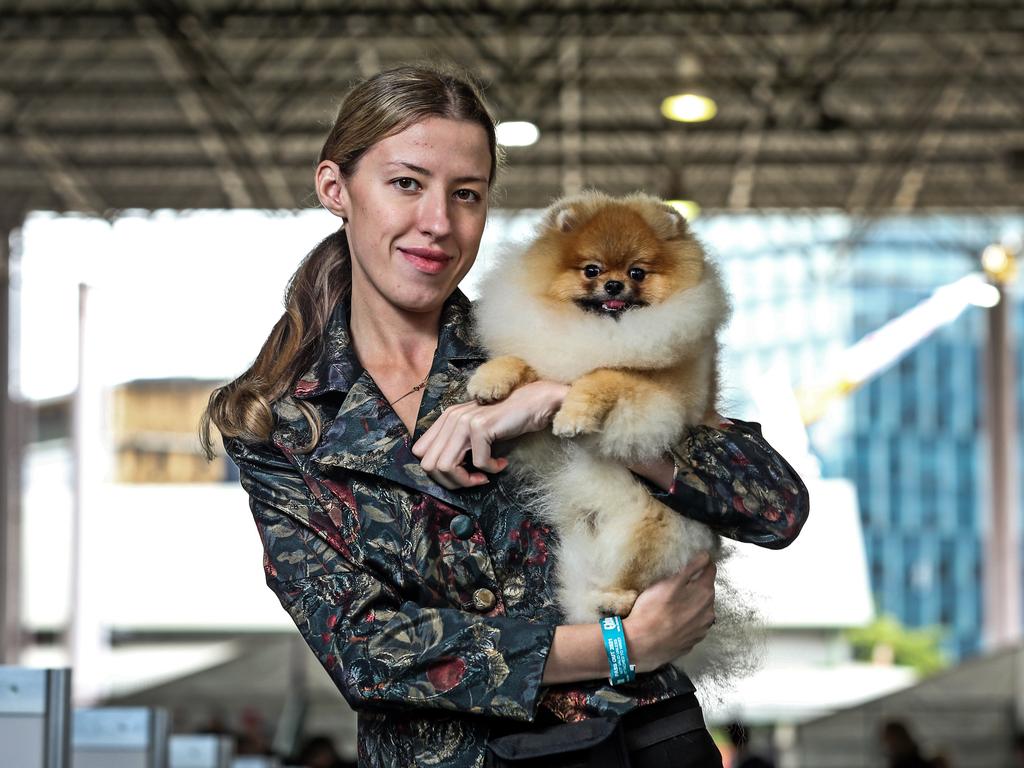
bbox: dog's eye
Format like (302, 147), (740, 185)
(628, 267), (646, 281)
(583, 265), (601, 278)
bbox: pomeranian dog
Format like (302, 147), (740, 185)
(468, 190), (756, 690)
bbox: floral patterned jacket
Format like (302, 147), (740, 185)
(223, 289), (809, 767)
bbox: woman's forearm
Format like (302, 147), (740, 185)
(625, 413), (728, 491)
(541, 624), (609, 685)
(542, 618), (660, 685)
(540, 588), (707, 686)
(626, 454), (675, 491)
(642, 417), (809, 548)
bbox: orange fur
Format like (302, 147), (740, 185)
(470, 191), (755, 694)
(469, 355), (538, 403)
(469, 190), (727, 618)
(523, 200), (706, 313)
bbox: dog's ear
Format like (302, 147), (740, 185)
(624, 193), (690, 241)
(661, 205), (689, 240)
(543, 190), (610, 233)
(554, 204), (578, 233)
(543, 198), (581, 233)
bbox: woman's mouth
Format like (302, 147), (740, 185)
(399, 247), (453, 275)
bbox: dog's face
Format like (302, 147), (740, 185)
(522, 193), (707, 319)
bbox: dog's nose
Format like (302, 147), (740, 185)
(604, 280), (624, 296)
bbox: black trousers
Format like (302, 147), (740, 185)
(486, 693), (723, 768)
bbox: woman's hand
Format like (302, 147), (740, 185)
(411, 380), (569, 489)
(626, 413), (731, 492)
(540, 552), (716, 686)
(623, 551), (717, 673)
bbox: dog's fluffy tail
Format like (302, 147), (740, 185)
(672, 557), (766, 709)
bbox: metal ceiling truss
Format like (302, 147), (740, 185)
(1, 0), (1022, 215)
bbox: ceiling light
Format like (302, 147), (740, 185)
(495, 121), (540, 147)
(982, 244), (1017, 283)
(667, 199), (701, 221)
(660, 94), (717, 123)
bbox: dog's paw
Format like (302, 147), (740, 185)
(596, 589), (640, 618)
(467, 366), (518, 404)
(552, 401), (603, 438)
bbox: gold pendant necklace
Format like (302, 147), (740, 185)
(388, 376), (429, 406)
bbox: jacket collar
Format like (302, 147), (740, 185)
(292, 288), (485, 400)
(289, 289), (489, 510)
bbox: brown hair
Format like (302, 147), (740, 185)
(199, 63), (500, 458)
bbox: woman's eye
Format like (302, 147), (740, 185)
(628, 267), (646, 281)
(583, 265), (601, 278)
(393, 177), (420, 191)
(455, 188), (481, 202)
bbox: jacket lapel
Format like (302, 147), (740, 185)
(295, 290), (487, 510)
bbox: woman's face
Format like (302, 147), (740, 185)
(328, 116), (492, 315)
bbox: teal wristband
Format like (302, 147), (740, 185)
(600, 616), (636, 685)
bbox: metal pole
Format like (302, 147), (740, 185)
(69, 282), (109, 705)
(983, 258), (1021, 649)
(46, 668), (72, 768)
(0, 221), (26, 665)
(558, 29), (583, 197)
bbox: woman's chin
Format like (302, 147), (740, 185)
(353, 264), (471, 316)
(400, 267), (472, 307)
(390, 283), (460, 314)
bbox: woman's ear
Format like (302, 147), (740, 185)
(315, 160), (348, 221)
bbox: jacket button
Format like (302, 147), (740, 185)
(472, 588), (496, 611)
(450, 514), (475, 540)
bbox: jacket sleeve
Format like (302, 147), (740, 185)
(641, 417), (810, 549)
(225, 437), (556, 722)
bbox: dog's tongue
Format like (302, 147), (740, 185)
(602, 300), (627, 311)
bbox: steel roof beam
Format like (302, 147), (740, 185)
(0, 87), (109, 214)
(4, 5), (1024, 36)
(134, 14), (255, 208)
(135, 3), (294, 209)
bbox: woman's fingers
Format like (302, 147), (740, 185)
(434, 423), (489, 487)
(625, 553), (720, 669)
(414, 404), (496, 489)
(414, 407), (469, 487)
(467, 413), (508, 473)
(413, 408), (456, 469)
(433, 467), (483, 490)
(412, 401), (515, 488)
(411, 401), (466, 458)
(427, 459), (487, 490)
(681, 550), (713, 580)
(638, 552), (720, 667)
(655, 551), (714, 597)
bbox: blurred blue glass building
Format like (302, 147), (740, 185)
(696, 213), (1023, 661)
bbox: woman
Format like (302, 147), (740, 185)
(201, 64), (809, 767)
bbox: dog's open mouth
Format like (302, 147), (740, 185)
(574, 297), (647, 318)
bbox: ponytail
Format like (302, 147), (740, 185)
(199, 228), (350, 457)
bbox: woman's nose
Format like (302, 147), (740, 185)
(418, 191), (452, 238)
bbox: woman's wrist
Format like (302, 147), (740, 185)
(622, 613), (653, 673)
(599, 616), (636, 684)
(521, 380), (569, 428)
(541, 623), (608, 685)
(541, 615), (654, 686)
(625, 453), (677, 492)
(625, 414), (726, 491)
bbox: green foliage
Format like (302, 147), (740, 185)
(845, 614), (949, 677)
